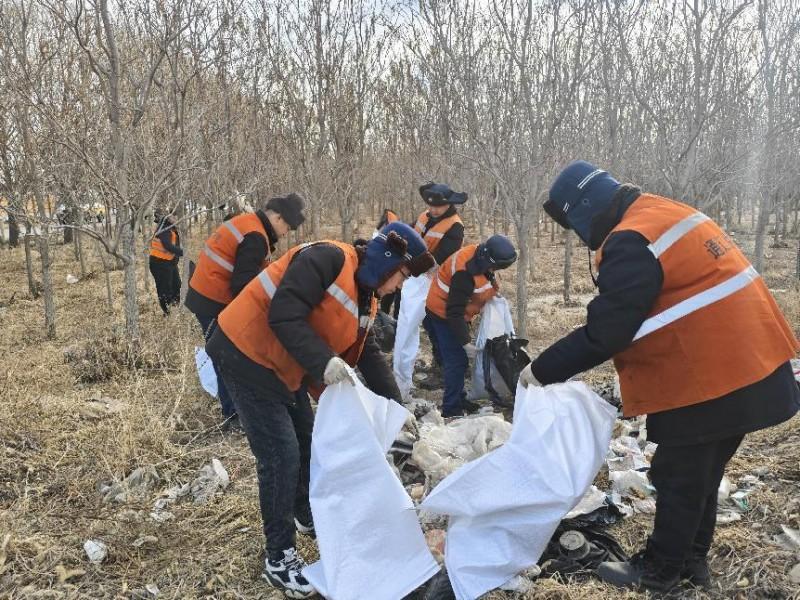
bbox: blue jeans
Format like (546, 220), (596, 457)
(424, 315), (468, 416)
(196, 313), (236, 418)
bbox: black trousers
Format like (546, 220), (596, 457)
(149, 258), (181, 314)
(220, 367), (313, 558)
(647, 434), (744, 566)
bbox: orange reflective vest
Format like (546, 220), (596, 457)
(218, 241), (377, 392)
(414, 211), (463, 254)
(189, 213), (271, 305)
(427, 244), (497, 322)
(597, 194), (799, 417)
(150, 228), (178, 260)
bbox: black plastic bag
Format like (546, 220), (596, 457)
(482, 334), (531, 408)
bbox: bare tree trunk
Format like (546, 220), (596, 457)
(76, 212), (87, 277)
(563, 230), (573, 304)
(37, 234), (56, 339)
(754, 193), (771, 273)
(8, 214), (19, 247)
(122, 221), (139, 339)
(514, 220), (529, 337)
(96, 240), (114, 311)
(24, 234), (38, 298)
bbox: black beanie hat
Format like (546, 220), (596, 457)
(266, 193), (306, 230)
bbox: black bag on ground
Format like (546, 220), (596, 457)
(482, 334), (531, 408)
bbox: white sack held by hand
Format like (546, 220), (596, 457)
(517, 363), (541, 388)
(421, 382), (616, 600)
(323, 356), (353, 386)
(303, 367), (439, 599)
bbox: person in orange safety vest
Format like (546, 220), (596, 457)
(519, 160), (800, 594)
(185, 194), (306, 422)
(424, 235), (517, 417)
(205, 222), (434, 599)
(148, 213), (183, 315)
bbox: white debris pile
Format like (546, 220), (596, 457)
(410, 414), (512, 485)
(603, 416), (657, 517)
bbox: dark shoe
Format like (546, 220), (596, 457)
(294, 516), (316, 539)
(423, 569), (455, 600)
(462, 399), (482, 414)
(441, 408), (464, 419)
(681, 556), (711, 588)
(596, 551), (680, 593)
(263, 548), (316, 598)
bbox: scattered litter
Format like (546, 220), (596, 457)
(772, 525), (800, 551)
(565, 486), (607, 519)
(718, 476), (733, 502)
(190, 459), (229, 504)
(610, 470), (655, 499)
(411, 414), (511, 486)
(425, 529), (447, 564)
(607, 436), (649, 471)
(66, 274), (79, 284)
(145, 583), (160, 596)
(100, 466), (161, 504)
(194, 347), (218, 398)
(788, 563), (800, 585)
(717, 511), (742, 524)
(80, 395), (127, 420)
(131, 536), (158, 548)
(83, 539), (107, 564)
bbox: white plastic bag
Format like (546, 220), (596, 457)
(393, 273), (433, 398)
(421, 382), (616, 600)
(303, 371), (439, 600)
(194, 346), (218, 398)
(468, 297), (516, 401)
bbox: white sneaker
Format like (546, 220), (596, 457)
(262, 548), (316, 598)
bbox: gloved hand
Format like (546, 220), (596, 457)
(323, 357), (353, 386)
(462, 343), (478, 360)
(518, 363), (541, 388)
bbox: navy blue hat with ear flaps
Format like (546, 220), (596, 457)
(467, 234), (517, 275)
(419, 182), (468, 206)
(357, 222), (435, 289)
(545, 160), (621, 247)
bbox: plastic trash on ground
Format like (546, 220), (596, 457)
(194, 346), (218, 398)
(393, 274), (433, 399)
(84, 539), (107, 563)
(190, 458), (229, 504)
(303, 370), (439, 600)
(565, 485), (607, 519)
(420, 382), (616, 600)
(411, 415), (512, 486)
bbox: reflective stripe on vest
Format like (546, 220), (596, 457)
(203, 245), (235, 272)
(224, 220), (244, 243)
(188, 212), (270, 305)
(258, 270), (277, 298)
(647, 212), (710, 258)
(598, 193), (799, 417)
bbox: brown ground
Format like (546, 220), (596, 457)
(0, 220), (798, 599)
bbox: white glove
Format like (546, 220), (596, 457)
(323, 357), (353, 386)
(518, 363), (541, 388)
(462, 343), (478, 360)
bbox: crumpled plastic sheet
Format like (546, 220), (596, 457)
(411, 415), (512, 486)
(420, 382), (616, 600)
(303, 371), (439, 600)
(194, 346), (218, 398)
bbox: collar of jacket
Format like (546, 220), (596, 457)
(588, 184), (642, 250)
(427, 204), (457, 225)
(257, 209), (279, 253)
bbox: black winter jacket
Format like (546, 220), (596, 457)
(206, 243), (402, 402)
(530, 185), (799, 445)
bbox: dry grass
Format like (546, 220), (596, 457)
(0, 223), (798, 600)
